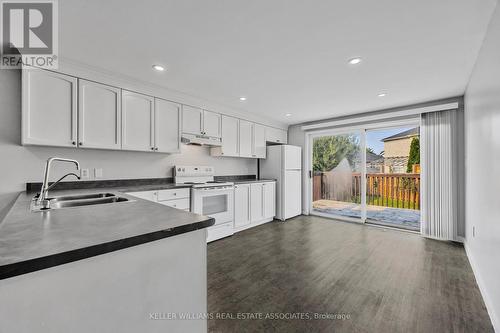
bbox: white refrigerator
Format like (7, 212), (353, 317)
(260, 145), (302, 221)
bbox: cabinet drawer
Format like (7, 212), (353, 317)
(157, 188), (190, 201)
(157, 198), (190, 210)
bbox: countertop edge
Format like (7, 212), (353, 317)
(0, 217), (214, 280)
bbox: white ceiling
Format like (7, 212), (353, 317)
(60, 0), (497, 124)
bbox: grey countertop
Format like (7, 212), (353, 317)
(0, 185), (214, 280)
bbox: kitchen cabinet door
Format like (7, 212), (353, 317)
(263, 182), (276, 219)
(266, 126), (288, 144)
(253, 123), (266, 158)
(182, 105), (203, 135)
(121, 90), (155, 152)
(211, 115), (239, 157)
(239, 120), (253, 158)
(250, 183), (264, 223)
(22, 68), (77, 147)
(203, 110), (221, 138)
(78, 80), (121, 150)
(234, 184), (251, 228)
(155, 98), (181, 153)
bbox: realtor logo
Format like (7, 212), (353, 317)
(1, 0), (58, 69)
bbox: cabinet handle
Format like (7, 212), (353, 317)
(79, 142), (83, 146)
(72, 141), (76, 145)
(151, 147), (154, 150)
(155, 147), (158, 151)
(235, 185), (238, 188)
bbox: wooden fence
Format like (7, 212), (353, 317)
(313, 172), (420, 210)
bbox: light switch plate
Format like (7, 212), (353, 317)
(80, 169), (90, 179)
(94, 168), (103, 179)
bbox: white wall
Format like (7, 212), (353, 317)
(0, 70), (256, 219)
(464, 1), (500, 330)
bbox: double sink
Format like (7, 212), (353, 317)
(31, 192), (131, 211)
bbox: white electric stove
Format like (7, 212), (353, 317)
(174, 166), (234, 242)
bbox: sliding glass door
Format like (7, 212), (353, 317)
(365, 127), (421, 231)
(309, 121), (421, 232)
(311, 131), (363, 221)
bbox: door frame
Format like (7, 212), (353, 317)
(304, 117), (421, 226)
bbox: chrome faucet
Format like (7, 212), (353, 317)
(37, 157), (81, 206)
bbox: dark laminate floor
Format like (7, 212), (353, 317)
(207, 215), (493, 333)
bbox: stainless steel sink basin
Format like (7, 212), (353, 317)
(31, 193), (132, 211)
(49, 196), (130, 209)
(47, 193), (116, 202)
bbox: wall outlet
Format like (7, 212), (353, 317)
(80, 169), (90, 180)
(94, 168), (103, 179)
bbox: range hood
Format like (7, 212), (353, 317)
(181, 133), (222, 147)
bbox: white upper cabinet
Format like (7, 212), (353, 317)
(211, 115), (239, 157)
(22, 68), (77, 147)
(182, 105), (203, 135)
(121, 90), (155, 152)
(266, 126), (288, 144)
(234, 184), (251, 228)
(263, 182), (276, 219)
(239, 120), (253, 158)
(203, 110), (221, 138)
(155, 98), (181, 153)
(253, 123), (266, 158)
(22, 67), (281, 156)
(78, 80), (121, 150)
(182, 106), (221, 138)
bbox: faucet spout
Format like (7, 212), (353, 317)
(37, 157), (81, 205)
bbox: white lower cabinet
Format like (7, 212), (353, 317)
(234, 181), (275, 232)
(127, 188), (190, 211)
(234, 184), (251, 228)
(263, 182), (276, 219)
(250, 183), (264, 223)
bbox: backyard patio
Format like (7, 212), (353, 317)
(313, 200), (420, 231)
(313, 172), (421, 231)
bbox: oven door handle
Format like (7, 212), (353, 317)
(193, 186), (234, 192)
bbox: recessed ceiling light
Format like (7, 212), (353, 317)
(378, 92), (387, 97)
(348, 57), (362, 65)
(239, 97), (247, 101)
(285, 113), (292, 117)
(152, 64), (165, 72)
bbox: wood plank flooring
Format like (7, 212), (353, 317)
(207, 215), (493, 333)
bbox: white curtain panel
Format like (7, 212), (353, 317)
(421, 110), (459, 241)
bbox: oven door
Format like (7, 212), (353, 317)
(192, 186), (234, 224)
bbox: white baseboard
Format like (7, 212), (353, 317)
(464, 241), (499, 332)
